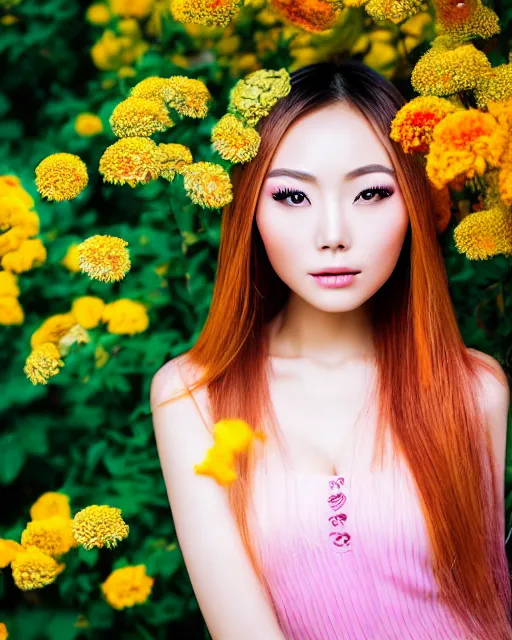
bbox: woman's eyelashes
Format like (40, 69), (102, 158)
(270, 185), (395, 207)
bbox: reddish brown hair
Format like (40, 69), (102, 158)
(162, 60), (512, 638)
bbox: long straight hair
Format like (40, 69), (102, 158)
(163, 61), (512, 638)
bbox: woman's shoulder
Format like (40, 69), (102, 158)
(150, 352), (206, 412)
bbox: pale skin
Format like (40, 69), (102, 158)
(150, 103), (509, 640)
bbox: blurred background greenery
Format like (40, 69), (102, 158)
(0, 0), (511, 637)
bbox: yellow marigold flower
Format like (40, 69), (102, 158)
(57, 324), (91, 357)
(30, 492), (71, 521)
(102, 299), (149, 334)
(194, 419), (266, 486)
(117, 18), (141, 37)
(61, 244), (81, 272)
(86, 3), (112, 25)
(0, 270), (19, 296)
(270, 0), (340, 32)
(411, 43), (491, 97)
(6, 210), (39, 238)
(95, 344), (110, 368)
(158, 143), (193, 181)
(0, 622), (7, 639)
(194, 445), (238, 485)
(211, 114), (261, 164)
(110, 0), (154, 19)
(30, 313), (76, 349)
(165, 76), (212, 119)
(228, 68), (291, 127)
(434, 0), (500, 41)
(365, 0), (423, 25)
(231, 53), (260, 76)
(0, 194), (32, 231)
(181, 161), (233, 209)
(21, 516), (75, 558)
(11, 546), (66, 590)
(78, 235), (131, 283)
(454, 207), (512, 260)
(99, 137), (162, 187)
(35, 153), (88, 202)
(130, 76), (172, 102)
(117, 65), (137, 78)
(216, 34), (241, 56)
(171, 0), (243, 28)
(0, 226), (31, 257)
(109, 97), (173, 138)
(0, 175), (34, 209)
(390, 96), (460, 154)
(71, 296), (106, 329)
(75, 113), (104, 137)
(24, 342), (65, 385)
(72, 505), (129, 550)
(474, 64), (512, 110)
(101, 564), (154, 610)
(1, 238), (47, 273)
(0, 296), (23, 325)
(0, 539), (23, 568)
(425, 109), (506, 189)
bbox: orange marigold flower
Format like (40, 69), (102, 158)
(411, 42), (491, 97)
(390, 96), (460, 154)
(454, 207), (512, 260)
(109, 97), (174, 138)
(0, 622), (7, 639)
(110, 0), (155, 19)
(75, 113), (104, 137)
(99, 137), (162, 187)
(270, 0), (340, 33)
(101, 564), (154, 609)
(30, 492), (72, 521)
(78, 235), (131, 283)
(35, 153), (88, 202)
(425, 108), (507, 189)
(433, 0), (499, 41)
(11, 546), (66, 590)
(171, 0), (243, 28)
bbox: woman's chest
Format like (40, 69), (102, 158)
(264, 357), (381, 475)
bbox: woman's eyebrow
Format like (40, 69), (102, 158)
(266, 164), (395, 182)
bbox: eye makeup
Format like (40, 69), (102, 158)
(270, 184), (395, 206)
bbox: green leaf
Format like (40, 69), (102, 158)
(0, 433), (25, 484)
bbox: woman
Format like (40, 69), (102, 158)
(151, 60), (512, 639)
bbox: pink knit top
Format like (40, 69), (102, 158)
(247, 439), (474, 639)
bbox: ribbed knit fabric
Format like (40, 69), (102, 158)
(247, 454), (473, 639)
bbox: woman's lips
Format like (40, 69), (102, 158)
(310, 273), (358, 288)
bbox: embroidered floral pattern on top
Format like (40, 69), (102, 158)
(327, 477), (352, 554)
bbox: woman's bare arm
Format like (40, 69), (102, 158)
(150, 358), (286, 640)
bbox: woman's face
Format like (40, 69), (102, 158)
(255, 103), (409, 313)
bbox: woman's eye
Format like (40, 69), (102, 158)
(354, 186), (395, 204)
(271, 187), (310, 206)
